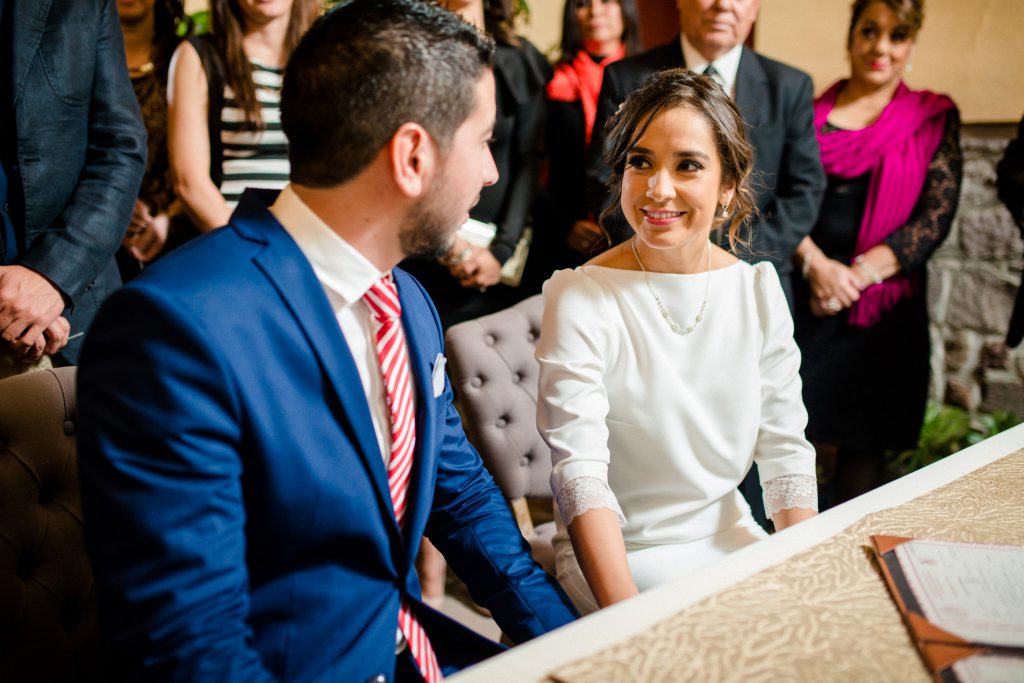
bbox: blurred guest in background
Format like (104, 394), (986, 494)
(0, 0), (145, 375)
(117, 0), (194, 281)
(538, 71), (817, 615)
(169, 0), (317, 232)
(792, 0), (961, 506)
(404, 0), (550, 328)
(526, 0), (640, 289)
(998, 115), (1024, 347)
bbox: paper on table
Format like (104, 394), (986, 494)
(894, 540), (1024, 648)
(950, 654), (1024, 683)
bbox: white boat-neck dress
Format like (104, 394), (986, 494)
(536, 261), (817, 614)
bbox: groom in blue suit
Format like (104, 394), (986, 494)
(77, 2), (577, 681)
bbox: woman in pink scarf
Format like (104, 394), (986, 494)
(528, 0), (639, 289)
(792, 0), (961, 506)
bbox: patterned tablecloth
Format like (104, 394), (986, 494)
(549, 449), (1024, 683)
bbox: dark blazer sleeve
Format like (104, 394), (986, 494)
(18, 0), (145, 304)
(78, 286), (275, 683)
(489, 41), (548, 264)
(748, 66), (825, 274)
(997, 115), (1024, 229)
(584, 61), (628, 238)
(408, 279), (578, 643)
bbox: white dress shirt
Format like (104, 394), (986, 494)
(680, 34), (743, 98)
(270, 184), (413, 467)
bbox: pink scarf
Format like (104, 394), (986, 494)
(814, 80), (954, 327)
(547, 45), (626, 145)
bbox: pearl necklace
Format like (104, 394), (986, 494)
(631, 236), (711, 336)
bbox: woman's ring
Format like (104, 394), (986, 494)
(825, 297), (841, 312)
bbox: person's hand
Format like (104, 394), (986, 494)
(806, 257), (866, 313)
(125, 199), (152, 240)
(0, 265), (66, 357)
(42, 316), (71, 357)
(809, 296), (838, 318)
(124, 212), (171, 262)
(457, 246), (502, 289)
(566, 219), (605, 253)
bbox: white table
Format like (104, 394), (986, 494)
(450, 423), (1024, 682)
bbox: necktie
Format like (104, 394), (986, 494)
(363, 274), (443, 682)
(702, 64), (724, 90)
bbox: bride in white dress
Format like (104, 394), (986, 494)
(536, 70), (818, 615)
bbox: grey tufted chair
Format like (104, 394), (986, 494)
(0, 367), (99, 681)
(444, 295), (555, 574)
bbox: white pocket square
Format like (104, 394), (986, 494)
(431, 353), (447, 398)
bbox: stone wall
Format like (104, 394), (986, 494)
(928, 123), (1023, 417)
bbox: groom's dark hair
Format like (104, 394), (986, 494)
(281, 0), (495, 188)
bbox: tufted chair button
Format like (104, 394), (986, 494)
(526, 332), (536, 343)
(471, 376), (483, 388)
(520, 457), (530, 467)
(63, 420), (75, 436)
(495, 417), (507, 428)
(485, 334), (496, 346)
(512, 372), (522, 384)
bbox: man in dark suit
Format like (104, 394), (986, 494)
(0, 0), (145, 372)
(587, 0), (825, 303)
(77, 2), (577, 681)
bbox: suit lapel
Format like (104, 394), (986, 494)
(10, 0), (52, 105)
(237, 192), (400, 537)
(734, 47), (770, 128)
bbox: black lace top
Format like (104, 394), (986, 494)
(814, 110), (962, 270)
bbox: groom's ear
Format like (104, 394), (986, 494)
(388, 122), (438, 199)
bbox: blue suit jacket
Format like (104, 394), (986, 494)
(78, 190), (576, 682)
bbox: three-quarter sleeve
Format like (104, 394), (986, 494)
(751, 263), (818, 515)
(883, 109), (963, 271)
(537, 270), (626, 528)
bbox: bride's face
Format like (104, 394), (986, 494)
(620, 105), (734, 251)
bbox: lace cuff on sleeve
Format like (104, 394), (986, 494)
(763, 473), (819, 518)
(555, 476), (627, 528)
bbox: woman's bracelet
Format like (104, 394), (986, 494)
(854, 254), (883, 285)
(801, 251), (815, 280)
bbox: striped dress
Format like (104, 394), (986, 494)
(219, 62), (289, 207)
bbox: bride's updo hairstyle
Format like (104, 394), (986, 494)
(600, 68), (757, 251)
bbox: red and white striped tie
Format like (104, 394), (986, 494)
(363, 274), (442, 683)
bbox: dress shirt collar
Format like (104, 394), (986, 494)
(269, 184), (383, 305)
(680, 34), (743, 98)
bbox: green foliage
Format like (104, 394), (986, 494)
(889, 402), (1022, 476)
(514, 0), (530, 22)
(189, 10), (210, 36)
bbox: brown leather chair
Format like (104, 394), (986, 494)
(444, 295), (556, 573)
(0, 367), (98, 681)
